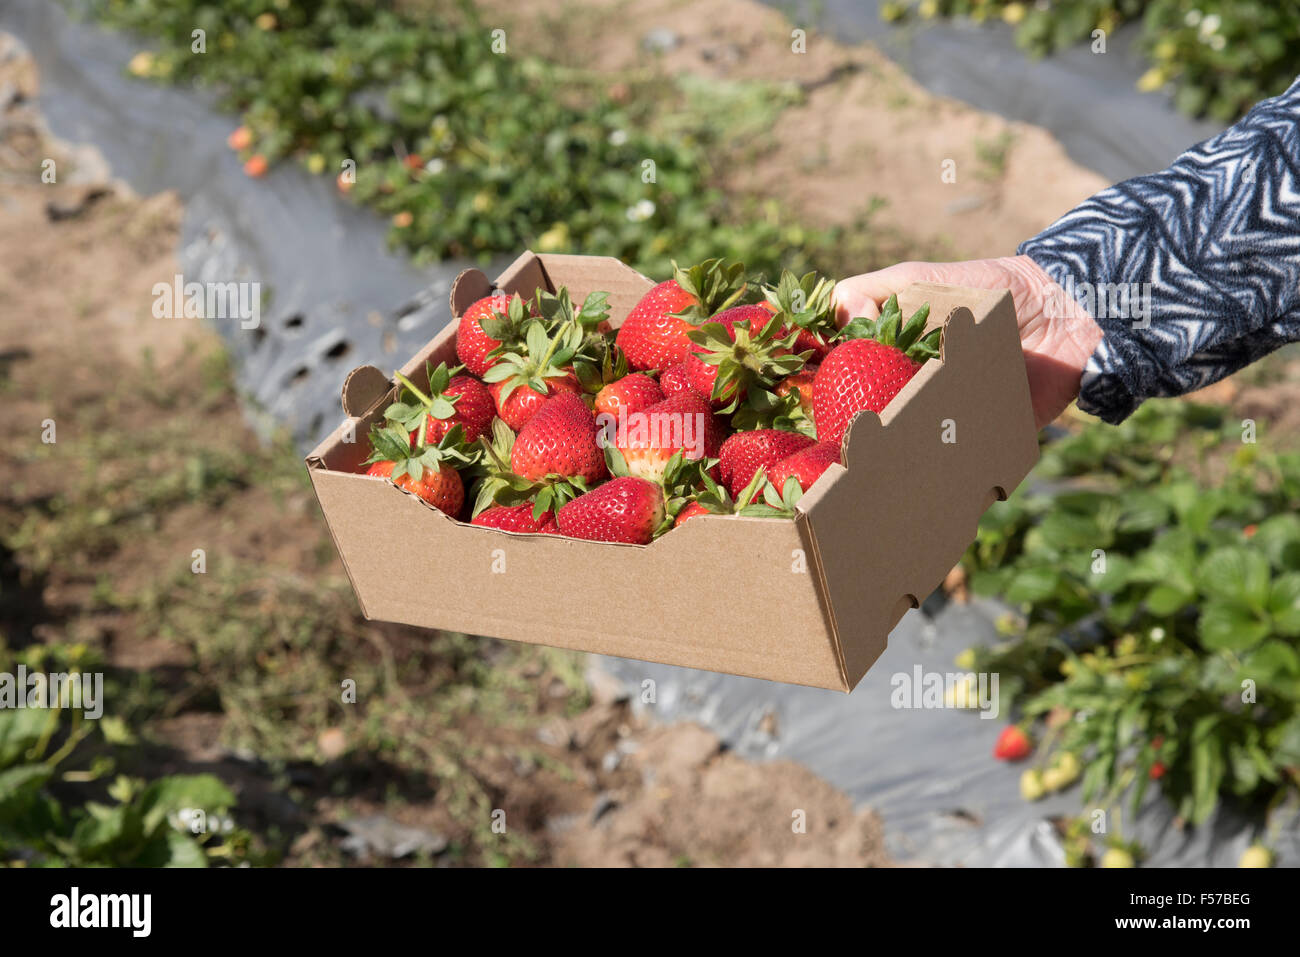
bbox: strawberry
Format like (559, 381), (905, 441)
(775, 366), (817, 416)
(763, 270), (839, 362)
(685, 304), (806, 412)
(483, 289), (605, 430)
(674, 501), (711, 526)
(471, 503), (558, 534)
(1149, 761), (1166, 780)
(992, 725), (1033, 762)
(814, 294), (940, 449)
(243, 154), (269, 178)
(489, 374), (580, 432)
(385, 363), (495, 447)
(594, 373), (664, 420)
(557, 476), (665, 544)
(511, 392), (608, 485)
(615, 259), (747, 370)
(717, 429), (815, 498)
(363, 424), (474, 517)
(614, 391), (723, 484)
(227, 126), (253, 151)
(456, 293), (512, 376)
(766, 441), (841, 493)
(657, 363), (695, 397)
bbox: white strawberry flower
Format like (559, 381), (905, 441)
(626, 199), (655, 222)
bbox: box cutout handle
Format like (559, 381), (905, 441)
(891, 593), (919, 623)
(341, 365), (390, 418)
(450, 268), (493, 318)
(983, 485), (1008, 509)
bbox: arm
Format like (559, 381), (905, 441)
(1021, 76), (1300, 424)
(834, 77), (1300, 427)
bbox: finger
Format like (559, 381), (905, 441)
(831, 262), (944, 326)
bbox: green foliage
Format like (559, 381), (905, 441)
(0, 643), (248, 867)
(87, 0), (868, 277)
(886, 1), (1300, 122)
(962, 400), (1300, 842)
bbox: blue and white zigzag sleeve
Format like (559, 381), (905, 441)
(1018, 77), (1300, 424)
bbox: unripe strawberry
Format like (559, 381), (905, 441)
(1041, 751), (1081, 791)
(1238, 844), (1274, 868)
(1019, 769), (1046, 801)
(1100, 847), (1136, 868)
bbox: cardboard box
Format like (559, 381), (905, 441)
(305, 252), (1039, 691)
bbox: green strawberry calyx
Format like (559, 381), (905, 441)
(667, 258), (749, 324)
(686, 315), (809, 415)
(364, 421), (476, 484)
(738, 475), (804, 518)
(838, 294), (940, 362)
(729, 383), (815, 436)
(763, 269), (837, 344)
(475, 292), (531, 357)
(481, 287), (608, 405)
(384, 362), (463, 435)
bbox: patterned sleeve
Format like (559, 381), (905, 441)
(1018, 77), (1300, 424)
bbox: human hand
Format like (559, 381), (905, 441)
(832, 256), (1102, 429)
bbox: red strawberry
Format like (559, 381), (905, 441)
(814, 295), (940, 449)
(557, 476), (665, 544)
(616, 259), (747, 371)
(766, 442), (841, 493)
(717, 429), (815, 498)
(483, 288), (601, 430)
(615, 391), (723, 484)
(593, 373), (663, 420)
(1149, 761), (1167, 780)
(674, 501), (711, 527)
(510, 392), (608, 484)
(390, 364), (495, 447)
(658, 363), (695, 397)
(684, 304), (802, 410)
(428, 375), (494, 444)
(490, 373), (580, 432)
(456, 293), (513, 376)
(471, 503), (558, 534)
(993, 725), (1033, 762)
(775, 366), (817, 416)
(363, 430), (467, 518)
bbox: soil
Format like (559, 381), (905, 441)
(470, 0), (1111, 261)
(0, 30), (889, 868)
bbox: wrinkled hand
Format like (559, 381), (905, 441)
(832, 256), (1102, 429)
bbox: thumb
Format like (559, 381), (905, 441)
(832, 262), (947, 326)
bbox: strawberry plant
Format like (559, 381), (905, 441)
(87, 0), (865, 278)
(0, 643), (252, 867)
(960, 399), (1300, 860)
(885, 1), (1300, 122)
